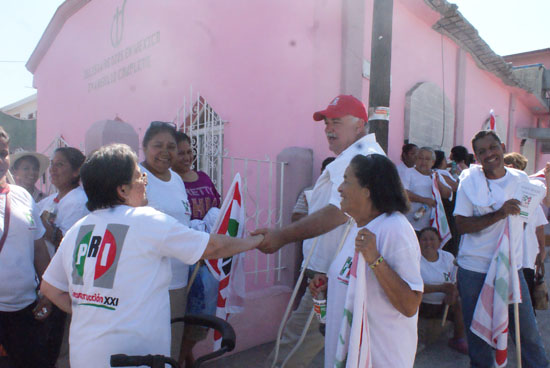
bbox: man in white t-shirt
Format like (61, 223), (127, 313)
(254, 95), (385, 367)
(454, 131), (549, 367)
(40, 144), (263, 368)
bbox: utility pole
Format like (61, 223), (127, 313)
(368, 0), (394, 153)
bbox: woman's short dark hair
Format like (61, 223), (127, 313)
(175, 131), (191, 145)
(55, 147), (85, 186)
(143, 121), (177, 148)
(400, 143), (417, 162)
(450, 145), (468, 163)
(350, 154), (410, 215)
(13, 155), (40, 171)
(471, 130), (501, 155)
(321, 157), (336, 172)
(80, 144), (137, 211)
(418, 227), (441, 241)
(433, 150), (446, 170)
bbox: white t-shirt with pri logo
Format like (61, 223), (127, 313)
(325, 213), (423, 368)
(0, 185), (45, 311)
(139, 165), (192, 289)
(42, 205), (209, 368)
(420, 250), (456, 305)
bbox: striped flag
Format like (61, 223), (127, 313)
(430, 173), (451, 247)
(489, 110), (496, 131)
(205, 173), (246, 349)
(470, 219), (521, 367)
(334, 251), (372, 368)
(529, 168), (546, 181)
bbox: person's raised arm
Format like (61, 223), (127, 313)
(356, 228), (422, 317)
(406, 190), (436, 208)
(436, 174), (452, 199)
(455, 199), (520, 235)
(201, 234), (264, 259)
(442, 174), (459, 192)
(252, 204), (348, 254)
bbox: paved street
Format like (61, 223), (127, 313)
(204, 255), (550, 367)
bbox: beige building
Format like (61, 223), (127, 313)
(1, 93), (37, 120)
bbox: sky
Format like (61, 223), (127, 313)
(0, 0), (549, 108)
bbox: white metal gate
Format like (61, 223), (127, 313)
(173, 89), (288, 288)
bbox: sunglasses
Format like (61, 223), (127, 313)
(149, 121), (177, 130)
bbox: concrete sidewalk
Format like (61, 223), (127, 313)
(204, 257), (550, 368)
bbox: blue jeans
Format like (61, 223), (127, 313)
(458, 267), (549, 368)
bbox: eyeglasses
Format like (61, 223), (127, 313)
(136, 172), (147, 185)
(149, 121), (177, 130)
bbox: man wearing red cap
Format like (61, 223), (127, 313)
(255, 95), (385, 367)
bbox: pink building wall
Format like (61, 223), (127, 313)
(29, 0), (549, 354)
(386, 0), (458, 161)
(34, 0), (341, 165)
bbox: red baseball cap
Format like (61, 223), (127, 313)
(313, 95), (368, 122)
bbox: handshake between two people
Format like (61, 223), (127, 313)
(249, 227), (286, 254)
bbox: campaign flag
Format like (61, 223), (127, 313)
(205, 173), (246, 350)
(334, 251), (372, 368)
(430, 173), (451, 247)
(489, 109), (496, 131)
(529, 168), (546, 182)
(470, 219), (521, 367)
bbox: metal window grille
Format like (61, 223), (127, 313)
(174, 89), (289, 288)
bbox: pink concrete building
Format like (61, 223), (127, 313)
(26, 0), (550, 355)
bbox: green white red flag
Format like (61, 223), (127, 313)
(470, 219), (521, 367)
(430, 172), (451, 247)
(334, 251), (372, 368)
(206, 173), (246, 350)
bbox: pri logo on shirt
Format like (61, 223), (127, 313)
(71, 224), (129, 289)
(337, 256), (353, 285)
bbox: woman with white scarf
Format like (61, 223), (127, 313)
(310, 154), (423, 367)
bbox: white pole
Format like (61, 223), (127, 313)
(514, 302), (522, 368)
(270, 237), (319, 368)
(271, 220), (353, 367)
(281, 310), (316, 368)
(441, 263), (458, 327)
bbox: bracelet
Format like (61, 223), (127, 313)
(369, 256), (384, 269)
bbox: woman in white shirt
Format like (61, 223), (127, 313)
(40, 144), (263, 368)
(418, 227), (467, 354)
(403, 147), (451, 232)
(138, 121), (193, 359)
(310, 154), (423, 367)
(433, 150), (459, 255)
(0, 127), (52, 368)
(39, 146), (89, 367)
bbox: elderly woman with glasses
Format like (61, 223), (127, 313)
(310, 154), (423, 367)
(40, 144), (263, 368)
